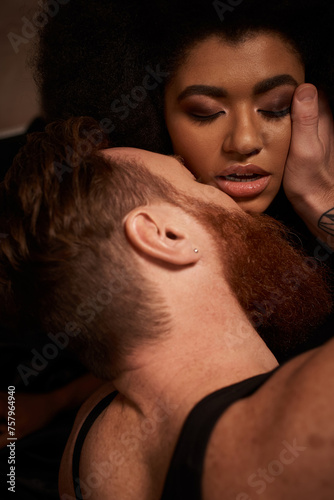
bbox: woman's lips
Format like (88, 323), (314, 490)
(214, 164), (271, 198)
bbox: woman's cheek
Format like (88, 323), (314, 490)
(169, 117), (200, 150)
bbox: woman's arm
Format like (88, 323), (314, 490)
(283, 83), (334, 250)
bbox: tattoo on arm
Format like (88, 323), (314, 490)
(318, 208), (334, 236)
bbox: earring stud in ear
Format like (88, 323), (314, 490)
(194, 248), (199, 253)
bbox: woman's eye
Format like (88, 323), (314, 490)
(259, 107), (291, 120)
(189, 111), (225, 123)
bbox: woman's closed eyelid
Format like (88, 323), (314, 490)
(258, 107), (291, 118)
(187, 100), (291, 123)
(191, 110), (225, 116)
(256, 95), (293, 113)
(189, 111), (225, 123)
(182, 99), (225, 118)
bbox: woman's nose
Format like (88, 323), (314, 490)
(223, 111), (263, 156)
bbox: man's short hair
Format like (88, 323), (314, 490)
(0, 117), (183, 378)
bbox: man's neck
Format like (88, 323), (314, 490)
(112, 302), (278, 427)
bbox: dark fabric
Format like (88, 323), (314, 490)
(160, 370), (276, 500)
(72, 391), (118, 500)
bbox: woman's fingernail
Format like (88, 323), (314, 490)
(296, 86), (317, 102)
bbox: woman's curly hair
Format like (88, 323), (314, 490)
(34, 0), (334, 152)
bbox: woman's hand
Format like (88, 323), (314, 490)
(283, 83), (334, 249)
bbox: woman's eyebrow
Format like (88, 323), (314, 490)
(177, 75), (299, 102)
(253, 74), (299, 95)
(177, 85), (227, 102)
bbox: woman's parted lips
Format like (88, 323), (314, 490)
(216, 164), (270, 179)
(213, 164), (272, 198)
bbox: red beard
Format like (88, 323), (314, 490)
(185, 201), (333, 360)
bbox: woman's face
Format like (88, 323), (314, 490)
(164, 33), (305, 213)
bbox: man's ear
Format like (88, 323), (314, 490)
(124, 205), (200, 266)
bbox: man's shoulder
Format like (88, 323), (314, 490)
(203, 343), (334, 500)
(58, 382), (116, 499)
(59, 339), (334, 499)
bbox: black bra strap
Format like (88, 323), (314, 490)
(72, 391), (118, 500)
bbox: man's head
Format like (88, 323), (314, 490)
(0, 117), (331, 379)
(0, 117), (187, 378)
(104, 147), (333, 360)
